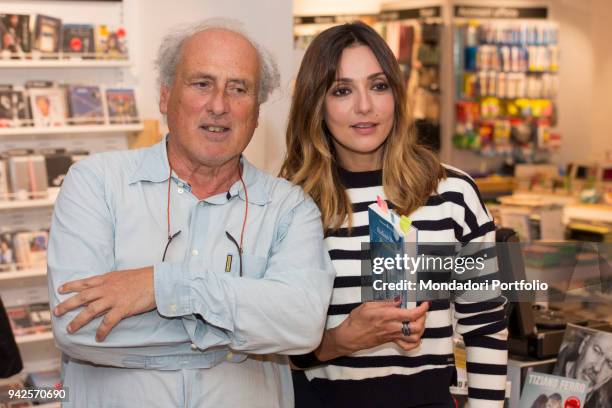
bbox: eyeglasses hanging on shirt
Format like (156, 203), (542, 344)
(161, 163), (249, 278)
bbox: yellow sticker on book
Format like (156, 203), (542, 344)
(399, 216), (412, 234)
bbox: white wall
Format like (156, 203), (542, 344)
(129, 0), (294, 174)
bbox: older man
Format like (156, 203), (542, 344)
(48, 19), (334, 407)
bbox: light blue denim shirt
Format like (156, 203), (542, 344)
(47, 137), (334, 407)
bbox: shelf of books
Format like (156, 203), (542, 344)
(0, 197), (56, 211)
(0, 267), (46, 281)
(0, 59), (131, 69)
(0, 123), (144, 136)
(0, 6), (139, 399)
(16, 331), (54, 345)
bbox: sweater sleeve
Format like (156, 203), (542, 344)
(451, 176), (508, 408)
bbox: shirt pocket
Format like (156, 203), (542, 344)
(225, 251), (267, 279)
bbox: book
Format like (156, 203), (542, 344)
(6, 305), (33, 336)
(553, 323), (612, 408)
(0, 14), (31, 57)
(0, 158), (9, 199)
(33, 15), (62, 55)
(28, 87), (67, 127)
(94, 25), (128, 59)
(106, 88), (138, 123)
(43, 149), (75, 187)
(0, 232), (16, 272)
(66, 85), (104, 124)
(28, 302), (52, 332)
(0, 88), (31, 127)
(6, 155), (48, 199)
(368, 196), (418, 308)
(62, 24), (95, 57)
(13, 230), (48, 269)
(520, 372), (587, 408)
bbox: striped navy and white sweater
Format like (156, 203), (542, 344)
(292, 165), (508, 408)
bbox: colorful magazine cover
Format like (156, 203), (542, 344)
(33, 14), (62, 55)
(66, 85), (104, 124)
(95, 25), (128, 59)
(106, 88), (138, 123)
(0, 14), (31, 56)
(62, 24), (95, 57)
(0, 88), (31, 127)
(520, 372), (587, 408)
(28, 87), (67, 127)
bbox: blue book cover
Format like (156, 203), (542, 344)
(368, 198), (418, 308)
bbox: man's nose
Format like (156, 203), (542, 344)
(207, 88), (229, 116)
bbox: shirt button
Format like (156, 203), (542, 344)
(226, 352), (234, 361)
(177, 188), (184, 194)
(170, 304), (177, 313)
(178, 182), (184, 188)
(192, 249), (199, 256)
(191, 343), (198, 351)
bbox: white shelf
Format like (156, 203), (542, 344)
(0, 123), (144, 136)
(0, 267), (47, 281)
(0, 197), (56, 211)
(0, 59), (131, 69)
(16, 331), (54, 345)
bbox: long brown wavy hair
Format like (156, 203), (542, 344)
(280, 22), (445, 231)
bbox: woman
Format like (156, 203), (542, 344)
(281, 23), (508, 408)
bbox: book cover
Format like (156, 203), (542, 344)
(520, 372), (587, 408)
(7, 156), (31, 199)
(0, 14), (31, 56)
(6, 305), (34, 336)
(0, 232), (16, 272)
(553, 323), (612, 408)
(44, 149), (74, 187)
(66, 85), (104, 124)
(33, 14), (62, 54)
(0, 159), (9, 199)
(28, 302), (52, 332)
(94, 25), (128, 59)
(368, 196), (418, 308)
(0, 88), (31, 127)
(26, 230), (48, 268)
(106, 88), (138, 123)
(62, 24), (95, 57)
(13, 230), (48, 269)
(28, 87), (67, 127)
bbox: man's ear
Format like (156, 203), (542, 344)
(159, 85), (169, 115)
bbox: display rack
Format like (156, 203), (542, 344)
(452, 5), (561, 163)
(0, 59), (131, 69)
(0, 2), (139, 401)
(0, 123), (144, 136)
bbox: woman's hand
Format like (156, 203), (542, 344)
(315, 300), (429, 361)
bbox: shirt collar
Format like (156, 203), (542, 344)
(128, 134), (270, 206)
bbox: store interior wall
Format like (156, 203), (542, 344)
(129, 0), (294, 174)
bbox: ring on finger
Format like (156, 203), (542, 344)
(402, 321), (411, 336)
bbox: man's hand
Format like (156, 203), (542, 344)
(53, 267), (156, 342)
